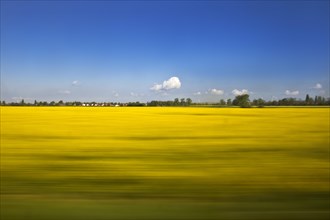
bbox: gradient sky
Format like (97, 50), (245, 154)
(1, 0), (329, 103)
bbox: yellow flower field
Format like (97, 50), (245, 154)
(1, 107), (329, 220)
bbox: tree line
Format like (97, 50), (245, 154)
(0, 94), (329, 107)
(223, 94), (330, 108)
(147, 98), (192, 106)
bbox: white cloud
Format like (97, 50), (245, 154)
(58, 90), (71, 94)
(232, 89), (249, 96)
(193, 91), (202, 95)
(150, 76), (181, 91)
(313, 83), (322, 89)
(285, 90), (299, 96)
(72, 80), (80, 86)
(163, 77), (181, 90)
(150, 84), (163, 91)
(209, 88), (224, 95)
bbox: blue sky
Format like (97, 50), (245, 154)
(1, 0), (329, 102)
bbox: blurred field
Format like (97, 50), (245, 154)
(1, 107), (329, 220)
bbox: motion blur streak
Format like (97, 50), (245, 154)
(1, 107), (329, 219)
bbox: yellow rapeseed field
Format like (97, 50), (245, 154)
(0, 107), (329, 220)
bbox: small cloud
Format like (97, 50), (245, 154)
(285, 90), (299, 96)
(163, 77), (181, 90)
(232, 89), (249, 96)
(72, 80), (80, 86)
(150, 84), (163, 91)
(150, 76), (181, 91)
(193, 91), (202, 95)
(130, 92), (138, 97)
(209, 88), (224, 95)
(312, 83), (322, 89)
(58, 90), (71, 94)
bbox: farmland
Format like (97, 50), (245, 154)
(0, 107), (329, 219)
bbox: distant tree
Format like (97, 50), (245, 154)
(327, 98), (330, 105)
(186, 98), (192, 106)
(315, 96), (323, 105)
(226, 99), (232, 106)
(256, 98), (265, 107)
(127, 102), (145, 107)
(58, 100), (64, 106)
(321, 97), (326, 105)
(305, 94), (315, 105)
(219, 99), (226, 106)
(305, 94), (310, 104)
(252, 98), (265, 107)
(314, 96), (322, 105)
(148, 100), (159, 106)
(180, 98), (185, 106)
(174, 98), (179, 106)
(74, 101), (82, 106)
(233, 94), (250, 108)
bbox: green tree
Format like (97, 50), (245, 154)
(305, 94), (314, 105)
(219, 99), (226, 106)
(186, 98), (192, 106)
(180, 98), (185, 106)
(174, 98), (179, 106)
(233, 94), (250, 108)
(305, 94), (310, 103)
(256, 98), (265, 107)
(58, 100), (64, 106)
(226, 99), (232, 106)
